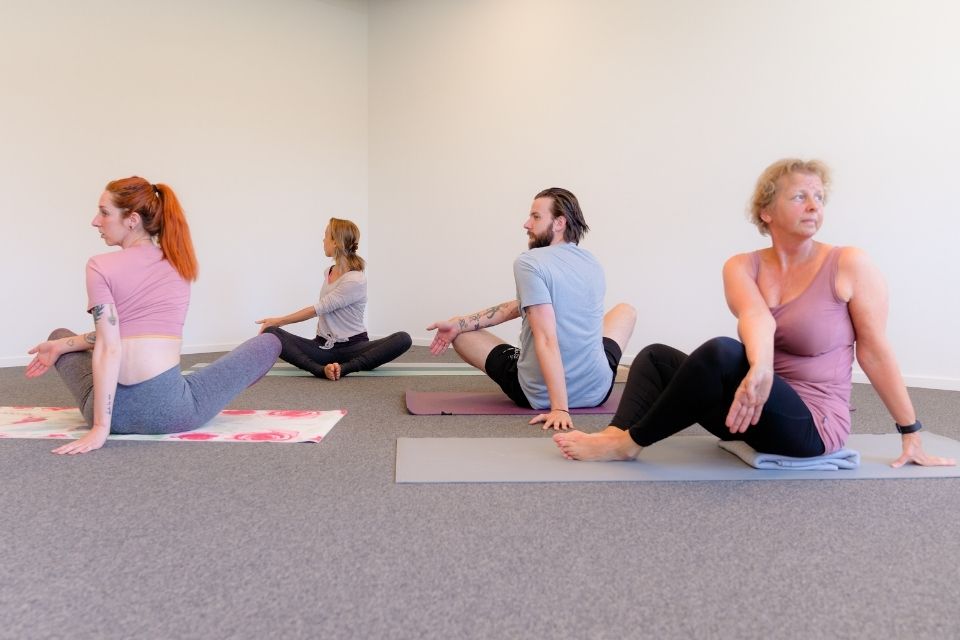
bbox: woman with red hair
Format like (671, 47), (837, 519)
(26, 177), (281, 454)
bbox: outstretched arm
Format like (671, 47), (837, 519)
(52, 304), (122, 455)
(524, 303), (573, 431)
(842, 248), (954, 467)
(255, 306), (318, 334)
(26, 332), (97, 378)
(722, 254), (776, 433)
(426, 300), (520, 356)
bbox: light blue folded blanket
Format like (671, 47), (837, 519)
(717, 440), (861, 470)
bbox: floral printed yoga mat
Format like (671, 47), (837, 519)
(0, 406), (345, 443)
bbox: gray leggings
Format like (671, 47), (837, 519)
(49, 329), (281, 434)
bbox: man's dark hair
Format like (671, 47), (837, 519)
(535, 187), (589, 244)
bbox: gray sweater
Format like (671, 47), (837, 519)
(313, 269), (367, 347)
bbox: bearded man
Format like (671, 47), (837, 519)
(427, 188), (636, 430)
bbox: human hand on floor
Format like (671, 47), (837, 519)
(891, 432), (956, 468)
(725, 365), (773, 433)
(52, 426), (109, 455)
(530, 409), (574, 431)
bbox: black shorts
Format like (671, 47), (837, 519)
(483, 337), (622, 409)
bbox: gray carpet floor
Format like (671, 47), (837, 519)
(2, 347), (959, 640)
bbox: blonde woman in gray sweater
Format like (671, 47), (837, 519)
(256, 218), (411, 380)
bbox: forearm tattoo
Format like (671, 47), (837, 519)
(106, 393), (113, 417)
(91, 304), (105, 323)
(67, 338), (75, 347)
(84, 332), (96, 345)
(461, 303), (512, 332)
(466, 312), (482, 331)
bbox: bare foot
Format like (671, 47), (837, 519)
(323, 363), (342, 381)
(553, 426), (642, 461)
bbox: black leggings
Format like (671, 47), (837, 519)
(613, 337), (825, 457)
(263, 327), (412, 378)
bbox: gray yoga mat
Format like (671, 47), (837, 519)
(395, 433), (960, 483)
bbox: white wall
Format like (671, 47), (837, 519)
(0, 0), (367, 365)
(3, 0), (958, 391)
(368, 0), (960, 389)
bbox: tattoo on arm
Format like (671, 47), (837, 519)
(67, 338), (75, 347)
(84, 332), (96, 345)
(91, 304), (105, 323)
(458, 318), (468, 332)
(108, 306), (117, 326)
(106, 393), (113, 417)
(484, 304), (503, 320)
(467, 312), (482, 331)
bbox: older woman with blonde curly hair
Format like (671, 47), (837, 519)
(555, 159), (954, 468)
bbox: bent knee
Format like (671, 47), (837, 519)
(393, 331), (413, 351)
(259, 332), (282, 357)
(694, 336), (744, 366)
(48, 328), (76, 341)
(608, 302), (637, 323)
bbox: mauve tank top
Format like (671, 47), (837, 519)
(751, 247), (855, 453)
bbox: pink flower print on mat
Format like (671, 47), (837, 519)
(220, 410), (257, 416)
(171, 432), (219, 441)
(266, 410), (320, 418)
(13, 416), (47, 425)
(231, 429), (299, 442)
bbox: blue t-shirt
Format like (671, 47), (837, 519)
(514, 243), (612, 409)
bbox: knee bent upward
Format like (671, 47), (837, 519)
(48, 328), (76, 341)
(689, 336), (745, 369)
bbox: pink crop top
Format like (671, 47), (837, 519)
(752, 247), (855, 453)
(85, 244), (190, 338)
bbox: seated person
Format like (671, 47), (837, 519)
(554, 159), (954, 468)
(427, 188), (636, 431)
(27, 177), (281, 455)
(256, 217), (411, 379)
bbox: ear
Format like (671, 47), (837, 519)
(759, 208), (772, 224)
(125, 211), (143, 229)
(553, 215), (567, 233)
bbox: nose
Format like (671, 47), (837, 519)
(91, 214), (101, 227)
(523, 217), (532, 230)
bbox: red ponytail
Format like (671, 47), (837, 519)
(154, 184), (198, 281)
(105, 177), (199, 281)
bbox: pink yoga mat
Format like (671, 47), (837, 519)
(404, 388), (623, 415)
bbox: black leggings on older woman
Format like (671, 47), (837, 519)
(263, 327), (412, 378)
(613, 337), (825, 457)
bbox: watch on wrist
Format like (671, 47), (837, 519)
(895, 420), (923, 434)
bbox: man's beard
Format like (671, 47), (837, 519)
(528, 227), (555, 249)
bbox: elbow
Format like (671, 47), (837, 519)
(93, 342), (122, 362)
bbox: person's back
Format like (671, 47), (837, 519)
(87, 243), (190, 383)
(515, 242), (611, 409)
